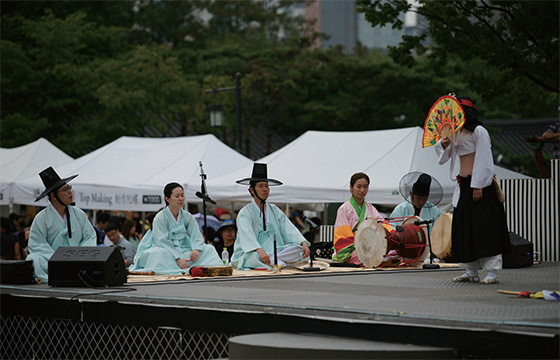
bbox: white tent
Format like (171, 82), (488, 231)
(1, 138), (73, 207)
(207, 127), (532, 207)
(13, 135), (253, 211)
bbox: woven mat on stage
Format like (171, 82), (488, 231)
(126, 259), (459, 283)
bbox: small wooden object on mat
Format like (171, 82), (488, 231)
(189, 265), (234, 277)
(128, 270), (156, 276)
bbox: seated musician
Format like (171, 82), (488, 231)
(230, 163), (310, 270)
(129, 182), (222, 275)
(390, 173), (441, 233)
(27, 167), (97, 282)
(333, 172), (384, 265)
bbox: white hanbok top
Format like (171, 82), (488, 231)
(434, 126), (494, 207)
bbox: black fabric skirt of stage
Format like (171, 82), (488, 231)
(452, 176), (512, 263)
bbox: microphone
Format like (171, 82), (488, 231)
(414, 219), (434, 226)
(301, 215), (319, 230)
(195, 191), (216, 205)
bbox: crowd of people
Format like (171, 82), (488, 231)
(6, 95), (550, 285)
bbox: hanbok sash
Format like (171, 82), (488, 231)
(350, 197), (366, 232)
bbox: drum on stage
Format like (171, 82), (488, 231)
(354, 216), (429, 267)
(431, 212), (453, 262)
(388, 216), (429, 261)
(354, 218), (389, 267)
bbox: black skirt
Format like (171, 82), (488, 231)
(452, 176), (512, 263)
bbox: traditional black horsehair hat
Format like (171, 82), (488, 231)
(399, 172), (443, 207)
(236, 163), (283, 186)
(35, 166), (78, 202)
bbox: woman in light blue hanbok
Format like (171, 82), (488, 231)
(130, 183), (222, 275)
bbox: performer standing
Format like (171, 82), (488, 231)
(333, 172), (384, 265)
(230, 163), (310, 270)
(390, 173), (442, 233)
(27, 167), (96, 282)
(435, 95), (511, 284)
(129, 182), (222, 275)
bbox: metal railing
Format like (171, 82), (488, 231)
(1, 315), (231, 360)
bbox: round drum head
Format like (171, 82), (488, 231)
(355, 218), (387, 267)
(431, 212), (453, 259)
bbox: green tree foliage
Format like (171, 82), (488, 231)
(1, 10), (132, 154)
(356, 0), (559, 96)
(1, 0), (555, 165)
(132, 0), (208, 49)
(1, 10), (198, 155)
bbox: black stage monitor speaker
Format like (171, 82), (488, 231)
(49, 246), (127, 287)
(503, 232), (533, 269)
(0, 260), (36, 284)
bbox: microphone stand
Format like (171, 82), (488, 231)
(301, 218), (320, 272)
(421, 219), (440, 269)
(199, 161), (211, 243)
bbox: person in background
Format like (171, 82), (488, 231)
(541, 106), (560, 159)
(1, 217), (22, 260)
(231, 163), (310, 270)
(435, 95), (511, 284)
(14, 218), (30, 259)
(333, 172), (384, 266)
(94, 212), (110, 246)
(122, 219), (142, 252)
(8, 213), (20, 233)
(103, 215), (124, 246)
(105, 222), (135, 267)
(212, 220), (237, 260)
(26, 167), (96, 282)
(129, 182), (222, 275)
(390, 173), (442, 233)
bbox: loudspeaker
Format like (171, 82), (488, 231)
(48, 246), (127, 287)
(503, 232), (533, 269)
(0, 260), (36, 284)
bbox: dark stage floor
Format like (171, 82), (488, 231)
(1, 262), (559, 359)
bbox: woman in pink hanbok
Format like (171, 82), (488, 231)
(333, 172), (383, 265)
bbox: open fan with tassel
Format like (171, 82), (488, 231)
(422, 95), (465, 148)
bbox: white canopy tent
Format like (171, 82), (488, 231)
(13, 135), (253, 211)
(1, 138), (74, 209)
(207, 127), (532, 208)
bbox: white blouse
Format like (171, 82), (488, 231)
(435, 126), (495, 207)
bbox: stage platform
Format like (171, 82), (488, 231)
(1, 261), (559, 359)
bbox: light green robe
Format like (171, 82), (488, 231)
(231, 201), (309, 270)
(130, 207), (222, 274)
(27, 204), (96, 282)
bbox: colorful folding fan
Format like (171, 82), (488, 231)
(422, 95), (465, 148)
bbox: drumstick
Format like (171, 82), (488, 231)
(497, 290), (522, 295)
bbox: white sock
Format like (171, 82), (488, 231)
(466, 269), (479, 277)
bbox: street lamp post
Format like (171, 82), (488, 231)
(205, 72), (243, 153)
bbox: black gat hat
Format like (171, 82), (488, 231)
(236, 163), (282, 186)
(35, 166), (78, 202)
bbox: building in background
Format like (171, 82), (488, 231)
(302, 0), (424, 53)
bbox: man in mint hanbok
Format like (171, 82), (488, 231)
(27, 167), (96, 282)
(129, 182), (222, 275)
(231, 163), (310, 270)
(390, 173), (442, 233)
